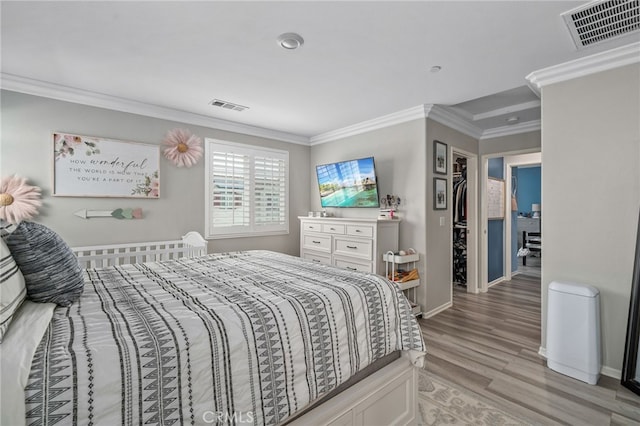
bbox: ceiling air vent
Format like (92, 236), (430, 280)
(209, 99), (249, 112)
(562, 0), (639, 49)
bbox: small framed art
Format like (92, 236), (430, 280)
(434, 140), (447, 175)
(434, 177), (447, 210)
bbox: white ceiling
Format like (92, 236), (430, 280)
(1, 1), (638, 143)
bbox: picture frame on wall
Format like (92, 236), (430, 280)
(434, 177), (447, 210)
(434, 140), (448, 174)
(53, 132), (160, 198)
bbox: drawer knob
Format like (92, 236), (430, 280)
(330, 227), (335, 230)
(355, 229), (361, 233)
(312, 240), (321, 244)
(346, 245), (358, 249)
(347, 267), (357, 271)
(312, 259), (320, 263)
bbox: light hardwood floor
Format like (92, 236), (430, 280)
(419, 274), (640, 425)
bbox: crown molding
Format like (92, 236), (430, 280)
(0, 73), (310, 145)
(426, 105), (484, 140)
(480, 119), (541, 140)
(526, 41), (640, 94)
(309, 105), (429, 145)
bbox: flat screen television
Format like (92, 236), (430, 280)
(316, 157), (380, 208)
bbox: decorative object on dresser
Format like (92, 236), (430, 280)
(384, 250), (422, 317)
(379, 194), (401, 219)
(0, 175), (42, 224)
(532, 203), (541, 218)
(299, 216), (399, 276)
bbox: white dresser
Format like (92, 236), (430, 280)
(299, 216), (399, 276)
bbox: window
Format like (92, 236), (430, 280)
(205, 139), (289, 239)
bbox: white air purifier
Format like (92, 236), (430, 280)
(547, 281), (601, 385)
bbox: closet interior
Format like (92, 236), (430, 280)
(452, 155), (467, 286)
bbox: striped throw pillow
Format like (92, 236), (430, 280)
(0, 239), (27, 342)
(2, 222), (84, 306)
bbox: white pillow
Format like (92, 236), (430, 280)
(0, 238), (27, 342)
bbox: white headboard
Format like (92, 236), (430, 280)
(72, 231), (208, 268)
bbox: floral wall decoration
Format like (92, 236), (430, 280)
(0, 175), (42, 224)
(162, 128), (203, 168)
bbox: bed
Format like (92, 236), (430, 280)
(1, 231), (426, 426)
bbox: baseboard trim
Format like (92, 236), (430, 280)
(488, 277), (504, 288)
(538, 346), (621, 379)
(600, 366), (622, 380)
(422, 302), (453, 319)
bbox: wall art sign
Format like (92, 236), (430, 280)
(487, 177), (505, 220)
(53, 133), (160, 198)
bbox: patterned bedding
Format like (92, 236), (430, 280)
(23, 250), (425, 425)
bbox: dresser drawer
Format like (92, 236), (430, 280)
(302, 251), (332, 265)
(334, 237), (373, 260)
(303, 222), (323, 233)
(346, 224), (374, 238)
(517, 218), (540, 233)
(334, 257), (372, 273)
(303, 234), (332, 253)
(322, 223), (345, 234)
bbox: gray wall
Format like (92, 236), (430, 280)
(425, 119), (479, 312)
(480, 130), (541, 156)
(541, 63), (640, 373)
(309, 119), (429, 307)
(0, 91), (310, 255)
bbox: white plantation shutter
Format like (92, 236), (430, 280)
(205, 139), (289, 238)
(254, 156), (286, 228)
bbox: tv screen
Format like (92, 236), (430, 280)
(316, 157), (380, 208)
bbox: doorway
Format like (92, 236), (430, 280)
(504, 153), (542, 281)
(480, 151), (541, 292)
(451, 149), (478, 294)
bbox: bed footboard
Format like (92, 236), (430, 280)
(72, 231), (208, 268)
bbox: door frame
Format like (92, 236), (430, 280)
(504, 153), (542, 280)
(451, 147), (479, 294)
(480, 149), (541, 292)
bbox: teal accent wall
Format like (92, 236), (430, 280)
(488, 158), (504, 282)
(516, 166), (541, 215)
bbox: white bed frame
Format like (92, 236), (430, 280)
(71, 232), (419, 426)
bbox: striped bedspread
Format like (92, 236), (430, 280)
(24, 250), (425, 425)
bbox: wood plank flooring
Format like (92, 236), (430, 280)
(419, 274), (640, 425)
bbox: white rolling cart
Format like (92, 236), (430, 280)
(384, 251), (422, 317)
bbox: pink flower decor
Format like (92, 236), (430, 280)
(0, 175), (42, 224)
(162, 128), (203, 168)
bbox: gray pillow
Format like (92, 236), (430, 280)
(2, 222), (83, 306)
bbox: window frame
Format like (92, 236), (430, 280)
(205, 138), (289, 239)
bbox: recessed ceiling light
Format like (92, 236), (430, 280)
(277, 33), (304, 50)
(506, 116), (520, 123)
(430, 66), (442, 73)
